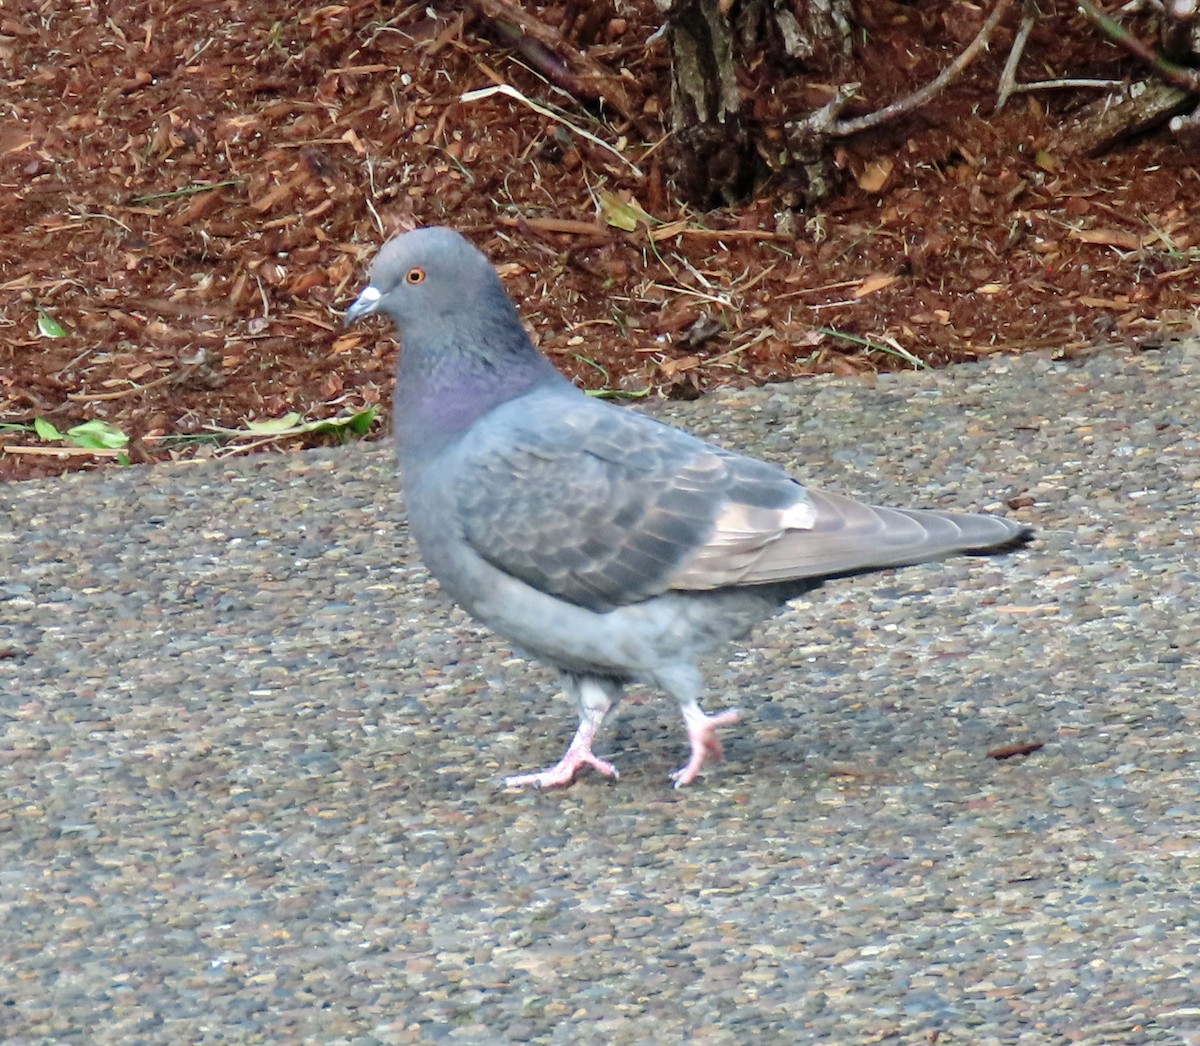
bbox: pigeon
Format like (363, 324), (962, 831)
(346, 227), (1032, 789)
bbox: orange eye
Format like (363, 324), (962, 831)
(405, 267), (426, 285)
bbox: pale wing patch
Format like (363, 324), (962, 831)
(706, 499), (817, 543)
(669, 496), (816, 590)
(773, 499), (818, 531)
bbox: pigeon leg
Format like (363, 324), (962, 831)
(505, 676), (621, 789)
(671, 699), (741, 788)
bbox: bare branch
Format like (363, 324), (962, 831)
(467, 0), (640, 122)
(833, 0), (1015, 137)
(1011, 77), (1128, 91)
(1053, 78), (1191, 154)
(1077, 0), (1200, 91)
(997, 2), (1038, 110)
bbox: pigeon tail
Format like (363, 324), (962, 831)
(960, 522), (1035, 556)
(809, 500), (1034, 579)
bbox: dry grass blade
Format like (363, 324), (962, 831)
(460, 84), (643, 175)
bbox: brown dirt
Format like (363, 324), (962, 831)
(3, 0), (1198, 481)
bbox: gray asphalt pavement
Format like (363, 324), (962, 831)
(1, 343), (1197, 1045)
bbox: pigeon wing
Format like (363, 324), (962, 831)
(454, 392), (808, 612)
(455, 391), (1029, 611)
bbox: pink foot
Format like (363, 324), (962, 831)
(506, 679), (620, 789)
(671, 706), (741, 788)
(504, 743), (619, 789)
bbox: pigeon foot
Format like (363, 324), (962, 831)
(506, 676), (621, 789)
(504, 747), (619, 789)
(671, 706), (741, 788)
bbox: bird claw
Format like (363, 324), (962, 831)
(504, 748), (619, 789)
(671, 707), (741, 788)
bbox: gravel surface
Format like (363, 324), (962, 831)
(2, 343), (1198, 1045)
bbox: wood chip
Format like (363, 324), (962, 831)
(987, 740), (1046, 760)
(854, 273), (898, 298)
(1071, 228), (1143, 250)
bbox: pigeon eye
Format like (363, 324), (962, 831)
(406, 267), (426, 285)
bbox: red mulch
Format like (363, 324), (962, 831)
(2, 0), (1197, 481)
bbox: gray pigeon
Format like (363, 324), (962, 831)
(346, 227), (1032, 789)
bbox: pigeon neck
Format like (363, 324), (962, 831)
(393, 322), (563, 458)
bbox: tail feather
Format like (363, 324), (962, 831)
(690, 488), (1032, 587)
(794, 488), (1033, 580)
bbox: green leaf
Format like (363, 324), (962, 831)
(65, 420), (129, 449)
(206, 407), (379, 442)
(598, 190), (653, 232)
(344, 406), (377, 435)
(37, 311), (67, 338)
(244, 412), (303, 434)
(34, 418), (65, 442)
(308, 406), (379, 441)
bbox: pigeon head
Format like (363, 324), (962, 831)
(345, 226), (511, 331)
(347, 227), (567, 453)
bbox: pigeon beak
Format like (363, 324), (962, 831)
(344, 285), (382, 326)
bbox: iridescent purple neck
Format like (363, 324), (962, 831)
(392, 329), (564, 462)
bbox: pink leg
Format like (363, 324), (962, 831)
(670, 700), (741, 788)
(504, 678), (620, 789)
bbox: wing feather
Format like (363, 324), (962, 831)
(454, 393), (750, 611)
(669, 487), (1031, 589)
(454, 388), (1029, 610)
